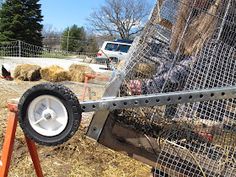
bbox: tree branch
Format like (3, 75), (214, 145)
(87, 0), (150, 39)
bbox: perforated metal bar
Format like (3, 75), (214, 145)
(81, 86), (236, 112)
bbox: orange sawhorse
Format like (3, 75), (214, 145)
(0, 102), (43, 177)
(81, 73), (96, 101)
(81, 73), (110, 101)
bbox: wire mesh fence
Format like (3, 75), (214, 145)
(114, 0), (236, 176)
(0, 40), (97, 59)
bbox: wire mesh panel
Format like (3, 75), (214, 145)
(114, 0), (236, 176)
(0, 41), (19, 57)
(0, 40), (97, 58)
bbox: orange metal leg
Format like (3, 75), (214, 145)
(0, 103), (44, 177)
(81, 76), (89, 101)
(25, 136), (44, 177)
(81, 74), (96, 101)
(0, 111), (17, 177)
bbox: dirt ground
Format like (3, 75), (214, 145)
(0, 79), (151, 177)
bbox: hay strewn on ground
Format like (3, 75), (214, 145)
(40, 65), (71, 82)
(14, 64), (41, 81)
(69, 64), (95, 82)
(0, 80), (150, 177)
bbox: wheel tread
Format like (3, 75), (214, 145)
(18, 83), (82, 146)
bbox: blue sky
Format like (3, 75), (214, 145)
(40, 0), (156, 31)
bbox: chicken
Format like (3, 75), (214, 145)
(1, 64), (12, 80)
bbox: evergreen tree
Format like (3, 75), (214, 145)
(0, 0), (43, 46)
(85, 36), (98, 54)
(61, 25), (86, 52)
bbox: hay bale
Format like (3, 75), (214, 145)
(40, 65), (71, 82)
(51, 71), (71, 82)
(70, 71), (84, 82)
(14, 64), (41, 81)
(69, 64), (95, 82)
(134, 63), (156, 77)
(117, 61), (156, 77)
(117, 60), (126, 70)
(40, 65), (62, 81)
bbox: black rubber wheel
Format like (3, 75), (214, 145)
(18, 83), (82, 146)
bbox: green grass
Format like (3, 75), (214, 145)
(41, 52), (75, 59)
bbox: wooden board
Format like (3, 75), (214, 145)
(98, 113), (236, 176)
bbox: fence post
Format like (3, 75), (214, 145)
(18, 40), (21, 57)
(67, 28), (70, 53)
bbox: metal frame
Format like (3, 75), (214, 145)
(86, 0), (235, 141)
(85, 85), (236, 140)
(82, 86), (236, 112)
(86, 1), (162, 140)
(86, 75), (124, 140)
(84, 85), (236, 175)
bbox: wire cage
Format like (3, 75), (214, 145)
(9, 0), (235, 176)
(96, 0), (236, 176)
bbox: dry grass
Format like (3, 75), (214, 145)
(183, 0), (221, 55)
(13, 63), (108, 84)
(69, 64), (95, 82)
(0, 79), (151, 177)
(14, 64), (41, 81)
(134, 63), (156, 77)
(117, 61), (156, 78)
(40, 65), (71, 82)
(7, 131), (150, 177)
(170, 0), (221, 55)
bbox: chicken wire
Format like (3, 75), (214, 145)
(114, 0), (236, 176)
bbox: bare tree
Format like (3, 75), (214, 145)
(42, 24), (62, 49)
(88, 0), (150, 39)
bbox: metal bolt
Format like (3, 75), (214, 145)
(101, 102), (109, 110)
(44, 113), (52, 120)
